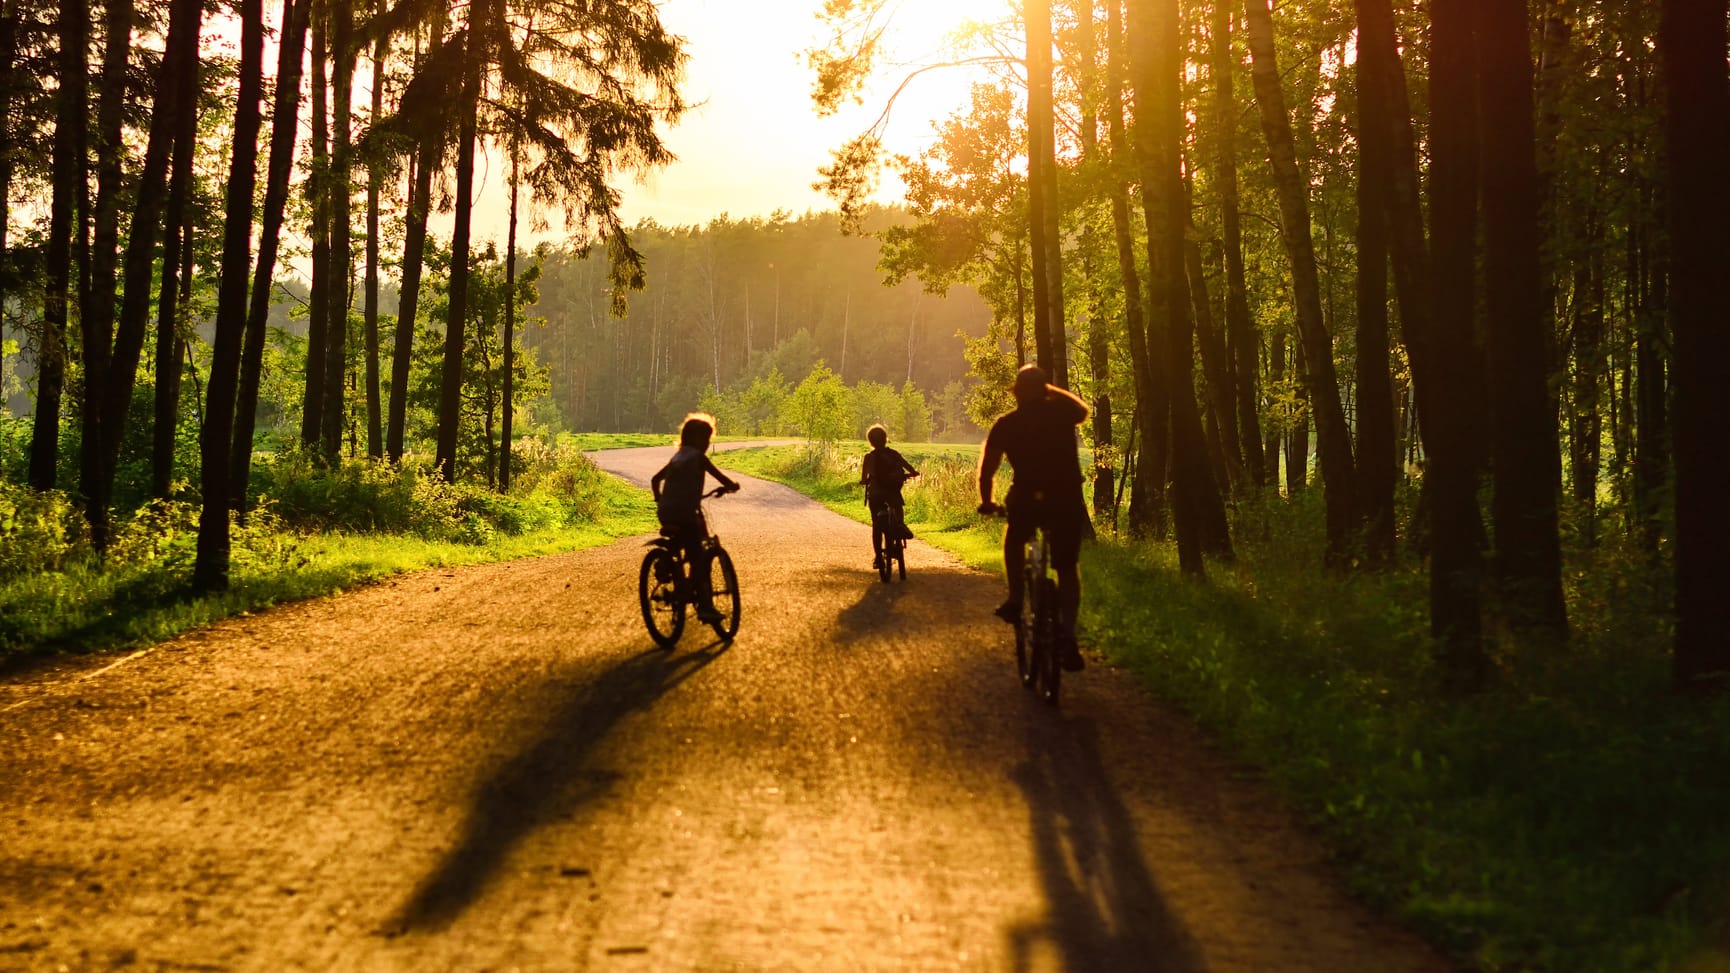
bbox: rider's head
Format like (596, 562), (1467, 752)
(680, 413), (716, 450)
(1011, 364), (1050, 405)
(866, 424), (888, 448)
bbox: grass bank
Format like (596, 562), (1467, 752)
(716, 441), (1730, 973)
(0, 443), (655, 671)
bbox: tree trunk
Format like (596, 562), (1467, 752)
(301, 15), (330, 451)
(1661, 0), (1730, 689)
(1265, 333), (1283, 485)
(1567, 251), (1604, 544)
(1353, 38), (1396, 565)
(193, 0), (263, 591)
(501, 150), (520, 493)
(232, 0), (311, 511)
(78, 0), (133, 548)
(436, 21), (484, 482)
(363, 32), (385, 459)
(1243, 0), (1358, 565)
(151, 0), (202, 499)
(1633, 188), (1667, 557)
(1025, 0), (1066, 386)
(321, 0), (355, 461)
(31, 0), (89, 491)
(1212, 4), (1264, 488)
(390, 141), (436, 462)
(1129, 0), (1223, 573)
(1186, 235), (1245, 494)
(1079, 0), (1112, 518)
(1424, 0), (1490, 689)
(1109, 0), (1165, 538)
(92, 0), (197, 534)
(1480, 0), (1568, 640)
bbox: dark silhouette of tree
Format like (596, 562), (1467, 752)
(193, 0), (264, 590)
(1660, 0), (1730, 690)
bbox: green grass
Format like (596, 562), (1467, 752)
(714, 445), (1730, 973)
(0, 471), (656, 671)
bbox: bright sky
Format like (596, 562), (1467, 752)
(606, 0), (1009, 228)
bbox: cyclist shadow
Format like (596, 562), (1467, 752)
(1004, 717), (1203, 972)
(386, 639), (732, 935)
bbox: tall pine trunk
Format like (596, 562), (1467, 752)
(1243, 0), (1358, 565)
(1660, 0), (1730, 688)
(93, 0), (197, 534)
(1427, 0), (1490, 688)
(1108, 0), (1165, 538)
(501, 151), (520, 493)
(1480, 0), (1568, 639)
(301, 15), (330, 451)
(31, 0), (89, 490)
(321, 0), (355, 460)
(1078, 0), (1112, 518)
(193, 0), (264, 591)
(232, 0), (311, 511)
(151, 0), (202, 499)
(1212, 5), (1264, 488)
(1353, 36), (1396, 564)
(437, 21), (484, 481)
(363, 33), (385, 459)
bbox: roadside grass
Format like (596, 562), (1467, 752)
(0, 449), (656, 671)
(717, 442), (1730, 973)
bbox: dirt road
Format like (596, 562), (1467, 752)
(0, 445), (1448, 971)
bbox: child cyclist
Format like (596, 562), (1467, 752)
(859, 424), (919, 570)
(651, 414), (740, 624)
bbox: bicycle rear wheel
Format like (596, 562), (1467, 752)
(1014, 566), (1036, 688)
(706, 547), (742, 640)
(1036, 576), (1061, 705)
(879, 538), (894, 583)
(639, 549), (685, 648)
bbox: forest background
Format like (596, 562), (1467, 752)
(3, 0), (1730, 969)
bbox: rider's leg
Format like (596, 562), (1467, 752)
(999, 518), (1033, 619)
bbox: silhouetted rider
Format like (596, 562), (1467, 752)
(976, 364), (1089, 671)
(651, 413), (739, 624)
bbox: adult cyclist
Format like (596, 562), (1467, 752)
(976, 364), (1090, 672)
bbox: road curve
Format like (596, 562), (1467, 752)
(0, 444), (1449, 971)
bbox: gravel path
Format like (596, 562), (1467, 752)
(0, 444), (1450, 972)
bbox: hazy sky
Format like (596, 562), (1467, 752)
(610, 0), (1006, 227)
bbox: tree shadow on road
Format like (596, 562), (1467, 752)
(387, 638), (732, 934)
(1005, 716), (1204, 972)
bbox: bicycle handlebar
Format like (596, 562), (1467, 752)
(703, 484), (739, 499)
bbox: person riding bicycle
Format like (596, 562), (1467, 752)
(859, 423), (919, 570)
(651, 413), (740, 624)
(977, 364), (1090, 672)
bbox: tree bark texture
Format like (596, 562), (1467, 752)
(194, 0), (264, 591)
(321, 0), (356, 461)
(1212, 4), (1264, 488)
(1660, 0), (1730, 688)
(437, 23), (484, 481)
(1353, 38), (1396, 565)
(1243, 0), (1358, 565)
(1479, 0), (1568, 640)
(232, 0), (311, 511)
(301, 15), (330, 451)
(151, 0), (203, 499)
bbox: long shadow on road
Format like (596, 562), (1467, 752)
(389, 638), (732, 933)
(1006, 716), (1203, 972)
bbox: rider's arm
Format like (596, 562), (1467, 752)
(701, 455), (740, 492)
(1046, 383), (1091, 425)
(978, 441), (1005, 507)
(899, 453), (919, 477)
(650, 464), (667, 500)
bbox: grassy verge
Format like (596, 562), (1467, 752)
(713, 441), (1730, 972)
(0, 454), (656, 671)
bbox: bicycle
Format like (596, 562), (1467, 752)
(871, 495), (911, 583)
(982, 502), (1061, 705)
(639, 486), (741, 648)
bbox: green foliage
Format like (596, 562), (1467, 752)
(0, 479), (85, 582)
(1079, 493), (1729, 973)
(780, 361), (852, 442)
(851, 379), (900, 437)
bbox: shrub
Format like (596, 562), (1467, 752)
(0, 480), (86, 582)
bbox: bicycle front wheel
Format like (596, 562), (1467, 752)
(640, 549), (685, 648)
(1014, 567), (1036, 688)
(707, 547), (742, 641)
